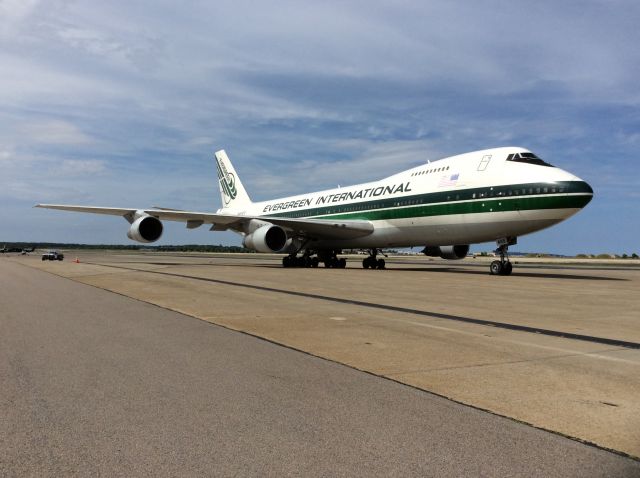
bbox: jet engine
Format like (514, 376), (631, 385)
(243, 224), (288, 253)
(422, 245), (469, 260)
(127, 215), (163, 243)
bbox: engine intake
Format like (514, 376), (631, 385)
(422, 245), (469, 260)
(127, 215), (163, 243)
(243, 224), (287, 253)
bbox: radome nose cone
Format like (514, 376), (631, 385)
(582, 180), (594, 195)
(578, 180), (594, 207)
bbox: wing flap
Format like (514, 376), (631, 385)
(35, 204), (137, 216)
(261, 216), (373, 239)
(35, 204), (241, 225)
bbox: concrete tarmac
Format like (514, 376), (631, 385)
(3, 253), (640, 475)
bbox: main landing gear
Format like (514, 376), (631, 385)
(319, 250), (346, 268)
(490, 243), (513, 276)
(282, 250), (346, 268)
(282, 254), (319, 268)
(362, 249), (386, 270)
(282, 249), (387, 270)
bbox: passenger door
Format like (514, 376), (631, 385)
(477, 154), (492, 171)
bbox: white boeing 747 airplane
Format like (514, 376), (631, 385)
(36, 147), (593, 275)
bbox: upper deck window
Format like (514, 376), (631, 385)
(506, 152), (553, 167)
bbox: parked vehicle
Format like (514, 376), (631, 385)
(42, 251), (64, 261)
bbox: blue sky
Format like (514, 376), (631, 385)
(1, 0), (638, 254)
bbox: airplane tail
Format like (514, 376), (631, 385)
(214, 150), (252, 209)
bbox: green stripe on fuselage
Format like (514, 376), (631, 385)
(262, 181), (593, 221)
(313, 194), (592, 221)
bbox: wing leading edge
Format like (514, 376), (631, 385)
(34, 204), (374, 240)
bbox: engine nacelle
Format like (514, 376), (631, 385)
(127, 215), (163, 243)
(243, 224), (287, 253)
(422, 245), (469, 260)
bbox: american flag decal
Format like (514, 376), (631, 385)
(438, 173), (459, 187)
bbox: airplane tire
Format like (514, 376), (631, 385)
(362, 258), (369, 269)
(338, 258), (346, 269)
(502, 261), (513, 275)
(377, 259), (385, 269)
(490, 260), (502, 275)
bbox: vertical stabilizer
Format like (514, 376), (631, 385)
(214, 150), (252, 209)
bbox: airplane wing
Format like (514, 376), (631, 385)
(258, 216), (373, 239)
(34, 204), (374, 240)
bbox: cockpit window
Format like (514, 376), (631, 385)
(506, 152), (553, 167)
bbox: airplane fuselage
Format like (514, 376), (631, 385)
(221, 147), (593, 250)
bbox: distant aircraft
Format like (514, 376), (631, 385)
(1, 246), (23, 253)
(36, 147), (593, 275)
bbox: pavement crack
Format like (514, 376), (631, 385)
(386, 348), (629, 375)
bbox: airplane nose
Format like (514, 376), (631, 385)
(574, 179), (594, 208)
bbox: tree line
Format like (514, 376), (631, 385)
(1, 242), (252, 253)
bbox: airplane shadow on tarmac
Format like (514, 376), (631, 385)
(387, 267), (628, 281)
(102, 256), (629, 282)
(209, 262), (628, 282)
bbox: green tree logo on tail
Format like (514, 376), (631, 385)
(216, 158), (237, 205)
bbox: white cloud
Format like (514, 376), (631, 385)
(57, 159), (107, 176)
(242, 139), (438, 199)
(0, 0), (40, 35)
(18, 120), (93, 145)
